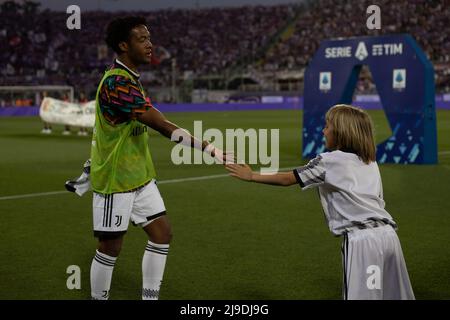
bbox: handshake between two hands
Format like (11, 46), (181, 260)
(203, 143), (253, 182)
(65, 144), (253, 197)
(203, 143), (235, 165)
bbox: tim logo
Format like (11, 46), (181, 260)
(366, 265), (381, 290)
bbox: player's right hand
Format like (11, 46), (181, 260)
(204, 144), (235, 164)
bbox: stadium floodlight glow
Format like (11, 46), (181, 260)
(303, 34), (437, 164)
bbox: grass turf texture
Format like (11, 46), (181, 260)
(0, 110), (449, 300)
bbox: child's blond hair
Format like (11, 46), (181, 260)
(325, 104), (376, 164)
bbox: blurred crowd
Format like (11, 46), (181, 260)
(263, 0), (449, 93)
(0, 0), (448, 103)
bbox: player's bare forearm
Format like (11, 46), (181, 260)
(225, 164), (297, 186)
(137, 108), (208, 150)
(137, 107), (180, 139)
(252, 171), (297, 186)
(138, 108), (234, 163)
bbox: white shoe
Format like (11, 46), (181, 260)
(41, 128), (52, 134)
(62, 130), (71, 135)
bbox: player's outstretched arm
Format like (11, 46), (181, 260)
(137, 107), (184, 139)
(225, 163), (297, 186)
(137, 107), (234, 163)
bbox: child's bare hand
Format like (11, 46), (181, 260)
(225, 163), (253, 181)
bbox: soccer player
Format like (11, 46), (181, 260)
(226, 104), (415, 300)
(87, 16), (231, 300)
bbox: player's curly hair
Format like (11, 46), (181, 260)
(325, 104), (376, 164)
(105, 16), (147, 54)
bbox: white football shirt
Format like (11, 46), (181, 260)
(293, 150), (396, 236)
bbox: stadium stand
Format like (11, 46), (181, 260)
(0, 0), (448, 105)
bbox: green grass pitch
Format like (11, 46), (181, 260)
(0, 109), (449, 300)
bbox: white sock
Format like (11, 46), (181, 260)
(90, 250), (117, 300)
(142, 240), (169, 300)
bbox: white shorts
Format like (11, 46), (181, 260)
(342, 224), (415, 300)
(92, 179), (166, 238)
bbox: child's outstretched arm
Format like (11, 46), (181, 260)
(225, 163), (297, 186)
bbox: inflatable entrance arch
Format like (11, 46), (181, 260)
(303, 34), (437, 164)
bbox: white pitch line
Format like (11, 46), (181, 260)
(0, 166), (296, 201)
(2, 149), (450, 201)
(157, 173), (229, 184)
(0, 190), (68, 201)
